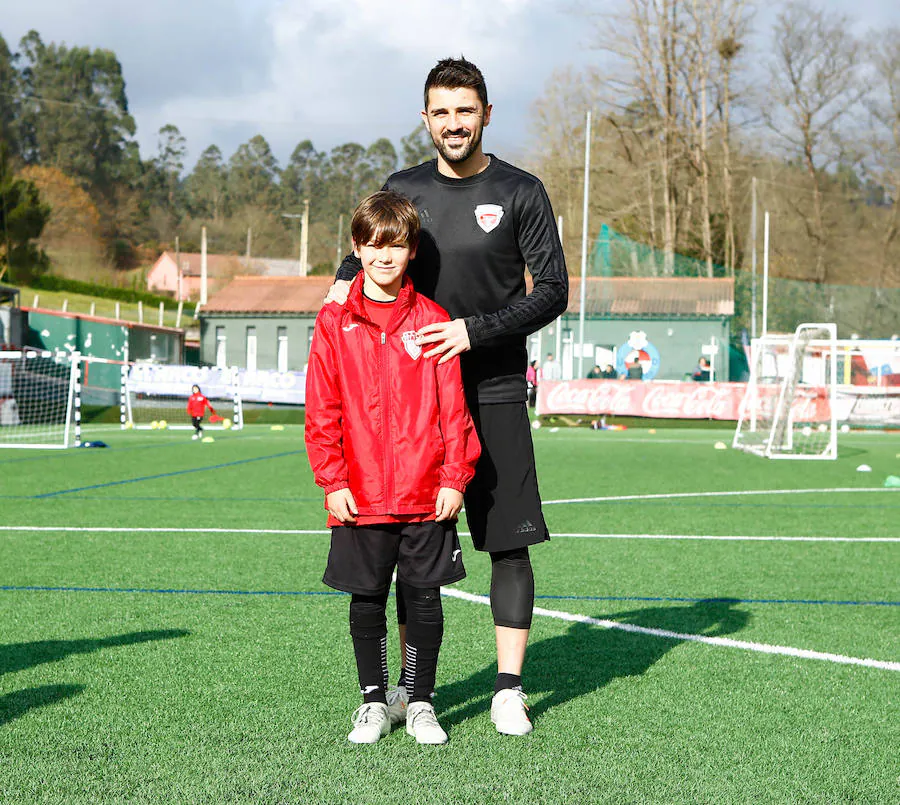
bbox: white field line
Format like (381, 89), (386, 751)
(441, 588), (900, 672)
(543, 487), (899, 505)
(0, 525), (897, 542)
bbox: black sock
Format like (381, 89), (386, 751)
(495, 672), (522, 694)
(400, 584), (443, 705)
(349, 593), (389, 705)
(397, 667), (407, 688)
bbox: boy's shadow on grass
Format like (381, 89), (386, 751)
(438, 599), (749, 728)
(0, 629), (190, 726)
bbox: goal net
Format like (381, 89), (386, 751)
(0, 350), (81, 449)
(123, 364), (243, 431)
(733, 323), (837, 459)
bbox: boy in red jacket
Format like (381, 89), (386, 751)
(305, 191), (480, 745)
(186, 384), (215, 440)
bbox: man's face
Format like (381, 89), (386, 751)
(422, 86), (492, 165)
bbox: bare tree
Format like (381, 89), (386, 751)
(866, 27), (900, 290)
(764, 0), (867, 283)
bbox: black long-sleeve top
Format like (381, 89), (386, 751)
(336, 157), (569, 403)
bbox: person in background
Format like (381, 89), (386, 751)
(543, 352), (562, 381)
(526, 360), (540, 408)
(586, 364), (603, 379)
(626, 357), (644, 380)
(186, 385), (215, 440)
(601, 363), (618, 379)
(692, 356), (711, 382)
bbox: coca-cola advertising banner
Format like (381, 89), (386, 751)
(536, 380), (831, 421)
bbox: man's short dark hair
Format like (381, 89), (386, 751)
(424, 57), (488, 111)
(351, 191), (420, 251)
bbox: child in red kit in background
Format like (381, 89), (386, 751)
(305, 191), (480, 745)
(186, 384), (215, 440)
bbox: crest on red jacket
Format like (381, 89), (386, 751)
(401, 331), (421, 360)
(474, 204), (503, 233)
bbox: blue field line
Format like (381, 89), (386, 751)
(0, 584), (896, 607)
(31, 450), (306, 498)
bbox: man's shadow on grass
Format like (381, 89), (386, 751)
(0, 629), (190, 726)
(437, 599), (750, 728)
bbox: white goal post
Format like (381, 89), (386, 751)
(733, 323), (838, 460)
(123, 363), (244, 431)
(0, 349), (82, 449)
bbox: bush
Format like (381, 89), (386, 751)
(25, 274), (175, 307)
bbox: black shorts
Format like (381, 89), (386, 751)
(464, 401), (550, 553)
(191, 417), (203, 429)
(323, 521), (466, 596)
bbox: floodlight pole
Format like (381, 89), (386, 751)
(555, 215), (563, 367)
(578, 110), (591, 379)
(762, 211), (770, 337)
(751, 176), (757, 340)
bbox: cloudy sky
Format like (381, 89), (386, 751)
(2, 0), (897, 170)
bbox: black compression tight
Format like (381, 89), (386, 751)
(395, 547), (534, 630)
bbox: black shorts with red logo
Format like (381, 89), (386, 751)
(463, 401), (550, 553)
(323, 521), (466, 596)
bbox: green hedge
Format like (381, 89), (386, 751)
(26, 274), (176, 308)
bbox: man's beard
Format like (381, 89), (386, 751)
(430, 125), (484, 165)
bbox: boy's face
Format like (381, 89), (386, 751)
(353, 238), (416, 296)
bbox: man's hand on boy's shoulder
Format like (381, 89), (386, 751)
(324, 279), (352, 306)
(435, 488), (464, 522)
(326, 488), (358, 524)
(417, 319), (471, 364)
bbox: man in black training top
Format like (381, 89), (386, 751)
(327, 56), (568, 736)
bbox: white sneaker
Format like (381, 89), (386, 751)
(491, 689), (533, 735)
(406, 701), (448, 744)
(191, 434), (199, 440)
(347, 702), (391, 744)
(386, 684), (408, 724)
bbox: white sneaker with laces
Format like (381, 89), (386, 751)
(405, 701), (448, 744)
(347, 702), (391, 744)
(386, 684), (408, 724)
(491, 688), (533, 735)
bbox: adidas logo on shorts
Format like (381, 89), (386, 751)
(515, 520), (537, 534)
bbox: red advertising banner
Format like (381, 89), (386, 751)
(536, 380), (832, 422)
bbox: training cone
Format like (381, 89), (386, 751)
(884, 475), (900, 488)
(714, 441), (728, 450)
(270, 424), (285, 431)
(202, 436), (215, 443)
(648, 428), (656, 434)
(856, 464), (871, 472)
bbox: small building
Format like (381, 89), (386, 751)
(148, 252), (308, 301)
(199, 276), (334, 371)
(531, 277), (735, 381)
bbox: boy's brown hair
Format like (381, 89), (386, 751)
(351, 191), (420, 250)
(424, 57), (488, 111)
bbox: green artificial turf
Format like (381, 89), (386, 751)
(0, 424), (897, 803)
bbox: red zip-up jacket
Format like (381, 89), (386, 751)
(305, 275), (481, 524)
(186, 393), (215, 418)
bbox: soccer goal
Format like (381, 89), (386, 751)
(0, 349), (82, 449)
(733, 323), (837, 459)
(123, 364), (244, 431)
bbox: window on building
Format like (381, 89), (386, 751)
(246, 326), (257, 372)
(216, 326), (227, 368)
(277, 327), (288, 373)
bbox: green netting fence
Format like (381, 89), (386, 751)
(589, 224), (900, 338)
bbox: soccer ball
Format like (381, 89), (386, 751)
(840, 424), (851, 433)
(158, 420), (168, 430)
(531, 420), (542, 430)
(818, 423), (828, 432)
(801, 426), (812, 437)
(124, 421), (134, 430)
(223, 418), (232, 430)
(150, 421), (159, 430)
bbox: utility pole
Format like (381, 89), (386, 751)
(283, 200), (310, 276)
(335, 214), (344, 268)
(200, 226), (208, 306)
(246, 228), (252, 261)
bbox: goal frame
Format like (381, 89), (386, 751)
(0, 349), (82, 449)
(733, 323), (837, 460)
